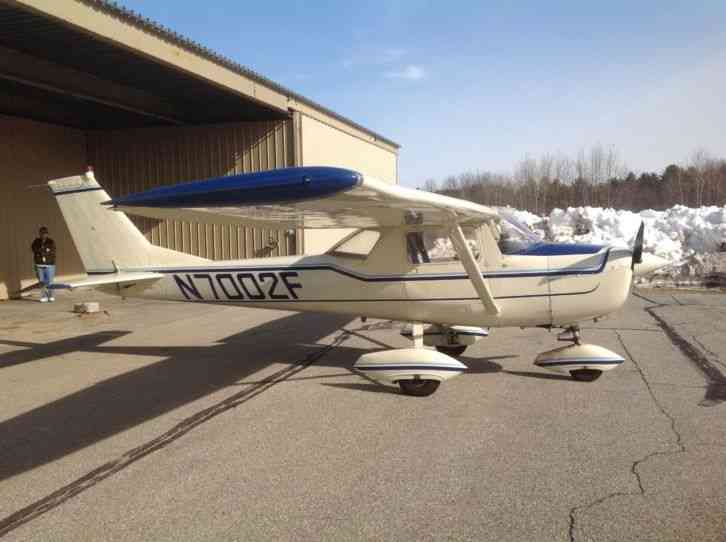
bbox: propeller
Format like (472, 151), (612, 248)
(631, 221), (644, 270)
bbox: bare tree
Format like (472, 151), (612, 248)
(690, 148), (711, 207)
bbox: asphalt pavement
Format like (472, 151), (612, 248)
(0, 289), (724, 541)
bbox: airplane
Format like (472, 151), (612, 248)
(47, 166), (668, 396)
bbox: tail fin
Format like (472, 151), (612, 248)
(48, 170), (206, 272)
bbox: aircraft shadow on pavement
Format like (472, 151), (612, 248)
(0, 312), (353, 481)
(0, 313), (521, 481)
(0, 331), (132, 369)
(503, 370), (574, 381)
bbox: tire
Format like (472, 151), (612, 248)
(570, 369), (603, 382)
(398, 379), (440, 397)
(435, 345), (467, 357)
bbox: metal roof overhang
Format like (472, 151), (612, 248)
(0, 1), (289, 129)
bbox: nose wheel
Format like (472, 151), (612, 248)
(570, 368), (603, 382)
(398, 379), (440, 396)
(533, 325), (622, 382)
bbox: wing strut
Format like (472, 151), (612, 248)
(448, 223), (501, 315)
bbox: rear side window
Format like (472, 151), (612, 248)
(406, 228), (480, 263)
(328, 229), (381, 258)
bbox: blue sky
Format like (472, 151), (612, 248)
(121, 1), (726, 186)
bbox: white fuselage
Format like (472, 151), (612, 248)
(105, 227), (634, 328)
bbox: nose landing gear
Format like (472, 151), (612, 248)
(535, 325), (624, 382)
(397, 379), (441, 397)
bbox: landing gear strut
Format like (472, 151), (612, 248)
(557, 325), (582, 345)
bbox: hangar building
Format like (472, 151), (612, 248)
(0, 0), (399, 300)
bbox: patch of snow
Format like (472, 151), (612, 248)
(513, 205), (726, 278)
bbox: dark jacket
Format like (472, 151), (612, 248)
(32, 237), (56, 265)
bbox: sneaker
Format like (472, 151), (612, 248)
(49, 297), (55, 302)
(40, 297), (48, 303)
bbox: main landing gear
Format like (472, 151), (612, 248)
(353, 323), (477, 397)
(534, 325), (625, 382)
(399, 324), (489, 358)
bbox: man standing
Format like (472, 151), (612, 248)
(31, 226), (56, 302)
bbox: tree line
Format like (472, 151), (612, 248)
(422, 146), (726, 215)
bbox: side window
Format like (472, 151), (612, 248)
(328, 229), (381, 259)
(406, 228), (480, 264)
(496, 214), (542, 255)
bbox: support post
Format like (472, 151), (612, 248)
(448, 222), (500, 315)
(411, 322), (424, 348)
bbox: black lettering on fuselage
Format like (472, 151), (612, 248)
(194, 273), (220, 300)
(174, 274), (203, 300)
(258, 272), (288, 299)
(173, 271), (302, 301)
(237, 273), (265, 300)
(279, 271), (302, 299)
(216, 273), (244, 299)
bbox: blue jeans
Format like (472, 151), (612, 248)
(35, 264), (55, 300)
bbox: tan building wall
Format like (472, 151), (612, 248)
(297, 113), (398, 254)
(87, 120), (296, 261)
(0, 116), (86, 299)
(299, 113), (397, 182)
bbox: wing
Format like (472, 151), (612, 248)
(108, 166), (501, 315)
(107, 166), (499, 229)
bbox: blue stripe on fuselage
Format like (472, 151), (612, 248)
(87, 248), (622, 282)
(509, 242), (604, 256)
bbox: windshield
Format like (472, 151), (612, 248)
(496, 211), (541, 255)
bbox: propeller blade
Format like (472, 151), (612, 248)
(631, 221), (644, 269)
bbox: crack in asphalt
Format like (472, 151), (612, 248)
(570, 290), (726, 541)
(631, 290), (662, 305)
(568, 331), (686, 542)
(0, 331), (350, 538)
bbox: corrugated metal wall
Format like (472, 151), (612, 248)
(87, 120), (297, 260)
(0, 116), (87, 299)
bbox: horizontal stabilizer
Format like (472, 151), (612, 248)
(52, 271), (164, 290)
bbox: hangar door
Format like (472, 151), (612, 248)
(0, 117), (86, 299)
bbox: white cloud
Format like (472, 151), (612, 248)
(384, 64), (426, 80)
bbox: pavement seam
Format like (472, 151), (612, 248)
(568, 330), (686, 542)
(691, 335), (726, 371)
(0, 330), (350, 539)
(633, 290), (726, 405)
(644, 306), (726, 406)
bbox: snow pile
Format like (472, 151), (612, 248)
(506, 205), (726, 276)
